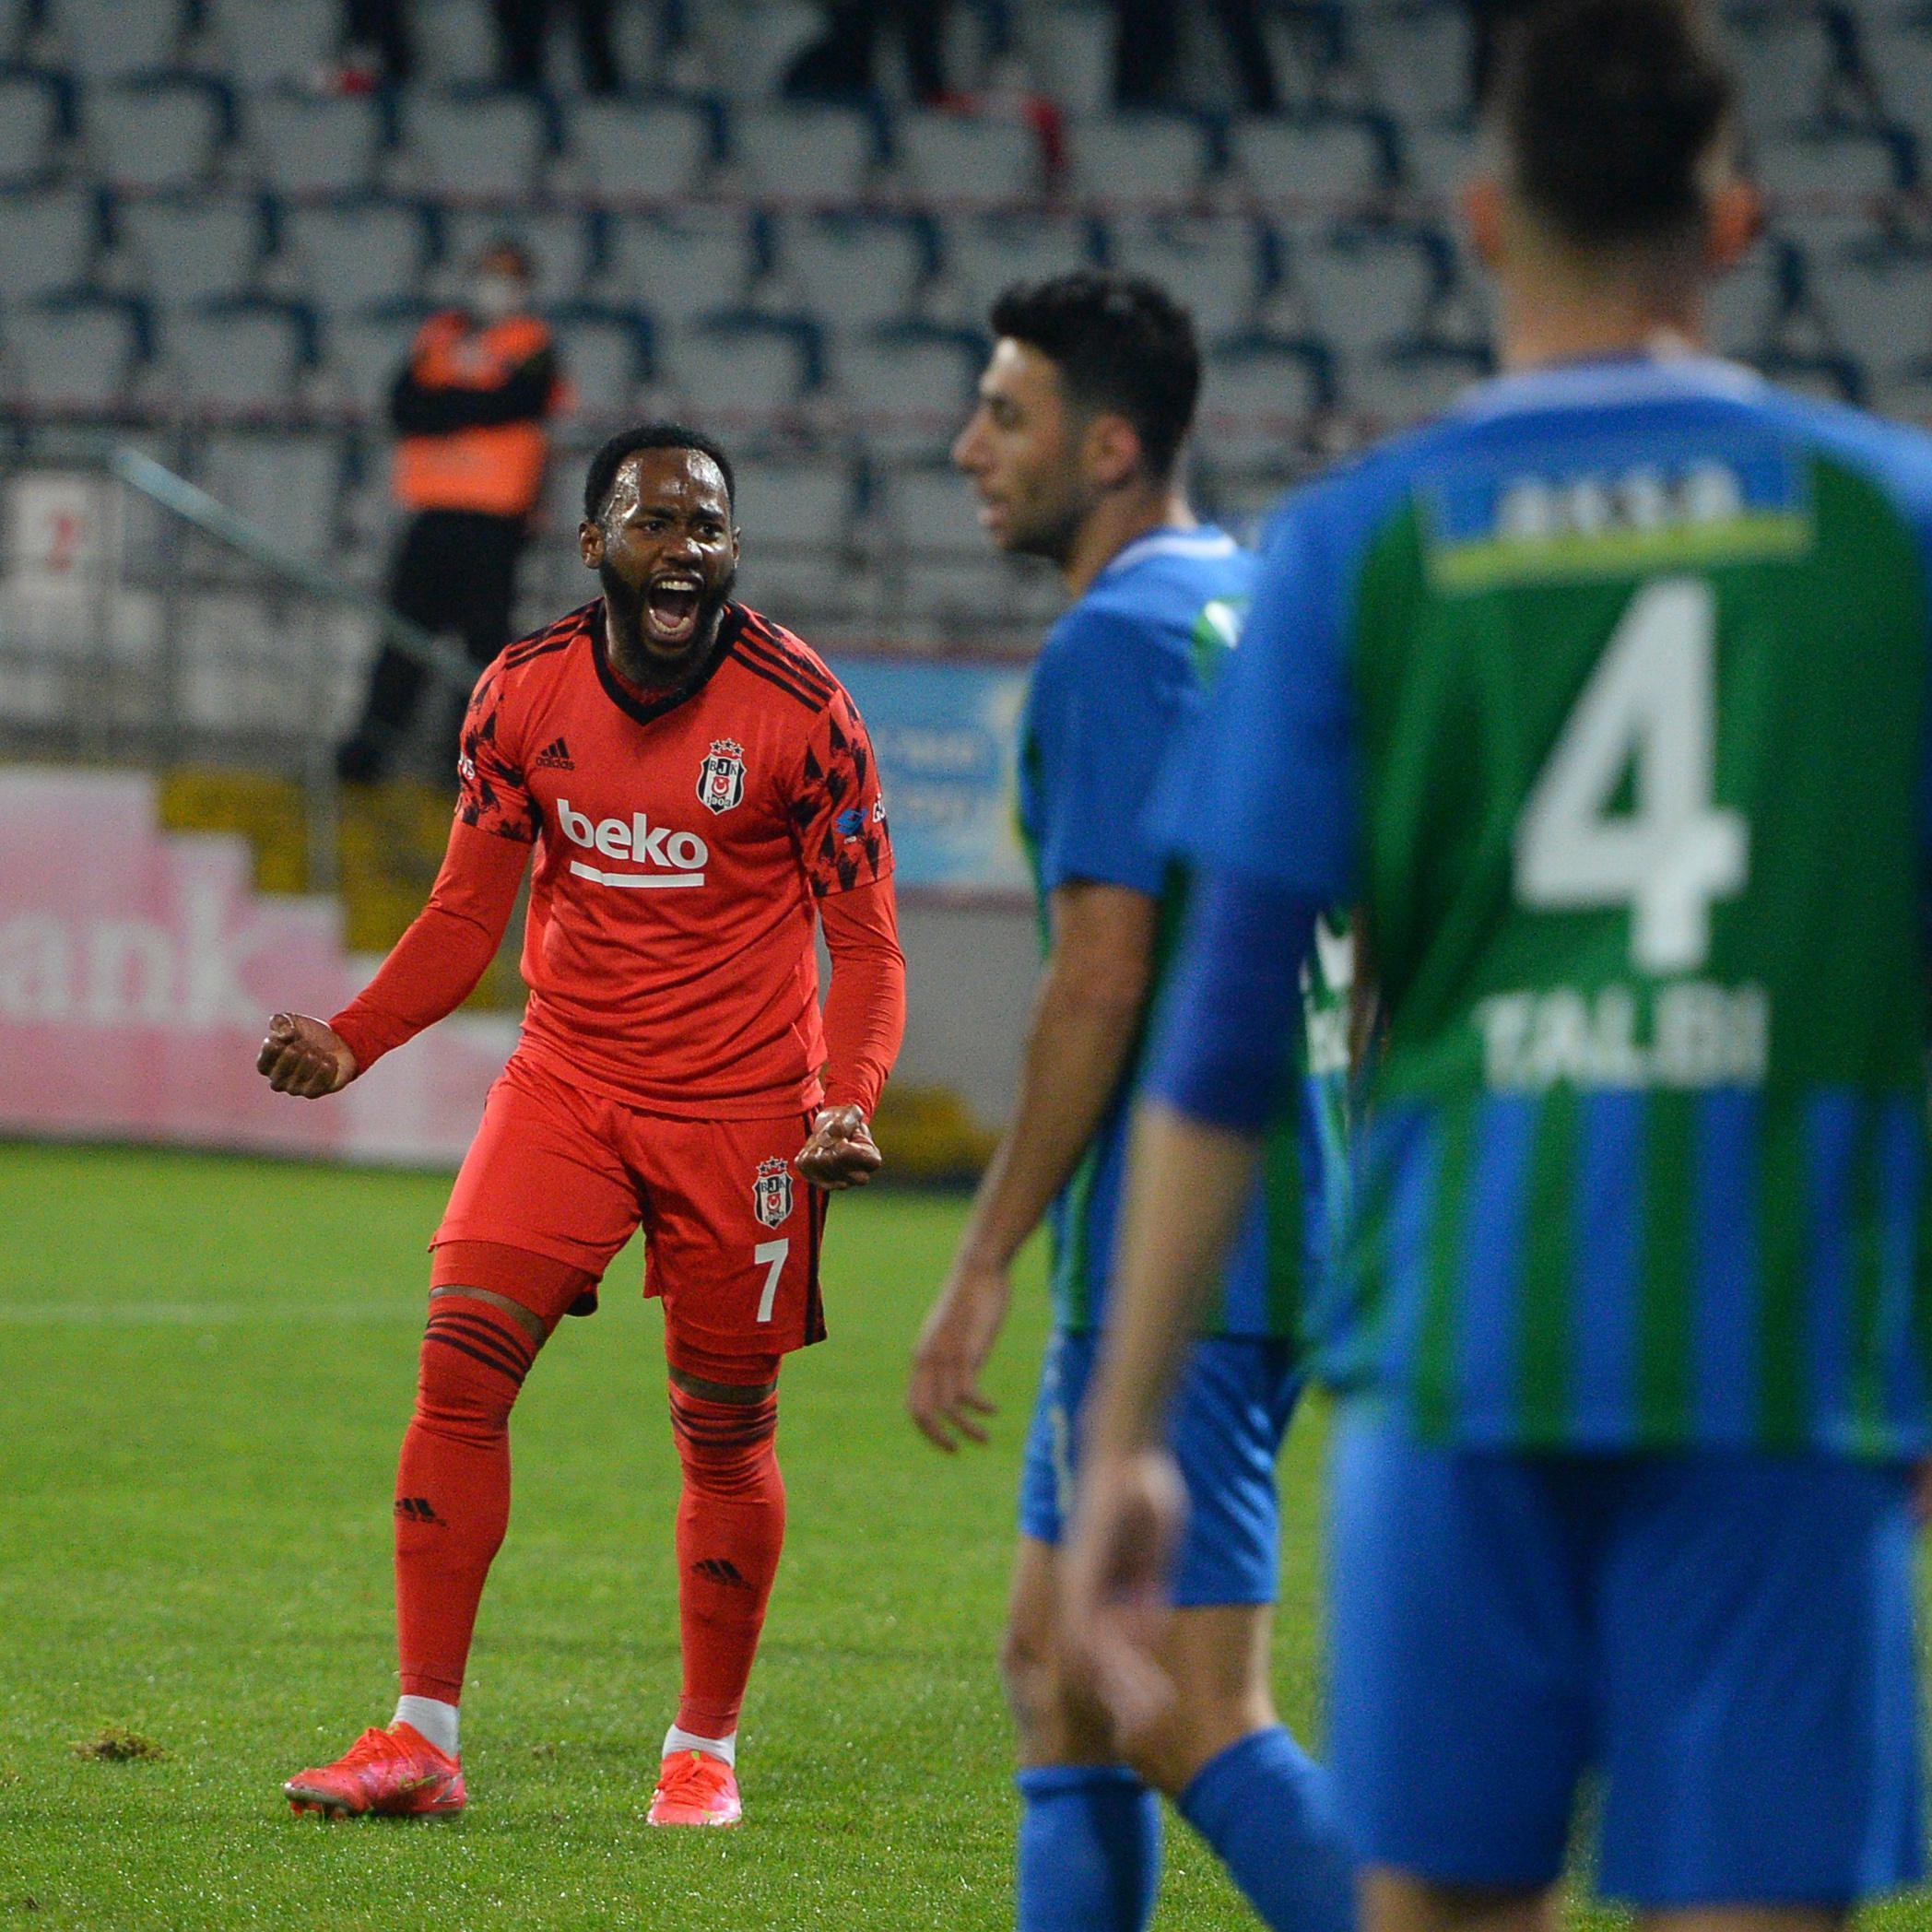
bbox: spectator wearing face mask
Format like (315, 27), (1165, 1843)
(338, 241), (568, 784)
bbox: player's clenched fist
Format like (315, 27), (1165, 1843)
(794, 1103), (882, 1190)
(257, 1012), (359, 1099)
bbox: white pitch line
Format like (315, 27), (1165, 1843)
(0, 1301), (417, 1325)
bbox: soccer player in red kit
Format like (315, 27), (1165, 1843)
(258, 423), (904, 1828)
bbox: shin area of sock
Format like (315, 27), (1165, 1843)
(1177, 1726), (1357, 1932)
(394, 1294), (540, 1702)
(1015, 1764), (1161, 1932)
(669, 1380), (785, 1740)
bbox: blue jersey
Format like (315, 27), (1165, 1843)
(1018, 524), (1333, 1338)
(1161, 355), (1932, 1456)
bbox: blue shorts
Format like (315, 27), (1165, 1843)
(1019, 1328), (1302, 1608)
(1327, 1406), (1926, 1910)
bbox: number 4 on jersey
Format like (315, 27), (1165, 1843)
(1514, 575), (1749, 974)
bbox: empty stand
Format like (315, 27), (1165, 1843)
(244, 91), (385, 198)
(569, 96), (714, 201)
(85, 77), (227, 194)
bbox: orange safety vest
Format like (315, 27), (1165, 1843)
(392, 312), (558, 519)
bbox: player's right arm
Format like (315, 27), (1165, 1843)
(908, 611), (1184, 1453)
(908, 880), (1159, 1451)
(257, 668), (537, 1100)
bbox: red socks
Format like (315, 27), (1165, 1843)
(669, 1378), (785, 1739)
(394, 1292), (543, 1702)
(390, 1243), (787, 1742)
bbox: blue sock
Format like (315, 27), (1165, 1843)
(1015, 1763), (1161, 1932)
(1177, 1726), (1357, 1932)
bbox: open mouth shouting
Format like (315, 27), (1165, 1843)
(644, 571), (706, 647)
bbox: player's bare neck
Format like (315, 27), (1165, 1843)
(1063, 483), (1196, 600)
(1495, 245), (1704, 372)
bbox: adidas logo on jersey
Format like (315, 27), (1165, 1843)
(532, 736), (574, 772)
(556, 798), (710, 889)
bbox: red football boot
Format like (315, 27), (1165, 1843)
(646, 1749), (742, 1827)
(284, 1722), (465, 1820)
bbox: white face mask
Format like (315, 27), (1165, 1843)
(470, 272), (525, 324)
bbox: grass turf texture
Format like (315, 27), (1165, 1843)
(0, 1143), (1923, 1931)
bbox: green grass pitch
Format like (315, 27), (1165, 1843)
(0, 1141), (1924, 1930)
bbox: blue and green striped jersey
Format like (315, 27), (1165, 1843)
(1164, 355), (1932, 1457)
(1016, 524), (1339, 1338)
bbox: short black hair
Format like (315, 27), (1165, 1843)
(1494, 0), (1734, 250)
(583, 422), (736, 523)
(988, 270), (1200, 479)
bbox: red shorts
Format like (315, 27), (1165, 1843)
(433, 1052), (827, 1361)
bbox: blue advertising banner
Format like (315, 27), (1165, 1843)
(829, 655), (1032, 900)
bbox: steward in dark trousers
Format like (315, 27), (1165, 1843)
(338, 242), (566, 783)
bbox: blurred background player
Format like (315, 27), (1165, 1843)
(336, 238), (566, 784)
(1066, 4), (1932, 1928)
(908, 271), (1354, 1932)
(263, 423), (905, 1828)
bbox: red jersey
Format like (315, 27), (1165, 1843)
(455, 598), (892, 1118)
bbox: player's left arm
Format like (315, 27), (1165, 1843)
(789, 682), (903, 1191)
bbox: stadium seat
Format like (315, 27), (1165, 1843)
(1830, 253), (1932, 383)
(779, 211), (929, 331)
(666, 310), (822, 427)
(836, 320), (984, 459)
(439, 206), (595, 308)
(323, 303), (426, 417)
(1066, 113), (1209, 207)
(881, 460), (984, 553)
(211, 0), (337, 89)
(607, 209), (756, 324)
(939, 210), (1100, 317)
(548, 300), (654, 419)
(243, 89), (384, 198)
(1231, 117), (1388, 210)
(0, 185), (101, 301)
(50, 0), (185, 79)
(195, 427), (345, 559)
(733, 454), (854, 553)
(0, 68), (65, 187)
(1372, 334), (1495, 420)
(1399, 124), (1477, 203)
(118, 192), (266, 306)
(895, 107), (1043, 206)
(1753, 126), (1902, 202)
(1874, 28), (1932, 139)
(283, 198), (429, 316)
(731, 454), (856, 612)
(1197, 332), (1339, 461)
(163, 296), (315, 415)
(1032, 4), (1113, 117)
(411, 0), (498, 87)
(732, 104), (880, 204)
(1105, 214), (1264, 343)
(84, 75), (229, 193)
(1300, 220), (1445, 363)
(400, 88), (551, 202)
(3, 290), (141, 409)
(569, 96), (714, 200)
(1358, 6), (1467, 130)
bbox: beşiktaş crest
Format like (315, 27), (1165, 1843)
(752, 1157), (794, 1230)
(697, 738), (747, 814)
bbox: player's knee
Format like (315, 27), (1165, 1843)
(413, 1293), (543, 1445)
(668, 1383), (782, 1503)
